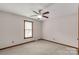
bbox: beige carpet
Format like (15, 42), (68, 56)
(0, 40), (77, 55)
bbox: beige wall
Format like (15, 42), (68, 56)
(42, 3), (78, 47)
(0, 11), (42, 49)
(0, 3), (78, 49)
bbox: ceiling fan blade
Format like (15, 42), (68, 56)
(43, 16), (48, 18)
(39, 10), (42, 14)
(33, 10), (39, 14)
(30, 15), (37, 17)
(43, 11), (49, 15)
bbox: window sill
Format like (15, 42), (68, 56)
(24, 37), (33, 39)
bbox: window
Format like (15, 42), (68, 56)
(24, 20), (33, 39)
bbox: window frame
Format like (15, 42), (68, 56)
(24, 20), (33, 39)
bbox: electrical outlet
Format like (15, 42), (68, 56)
(12, 41), (14, 43)
(53, 38), (55, 40)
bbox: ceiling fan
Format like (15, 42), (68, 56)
(30, 9), (49, 19)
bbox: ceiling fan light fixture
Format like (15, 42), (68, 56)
(37, 15), (42, 18)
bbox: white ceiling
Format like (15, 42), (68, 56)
(0, 3), (52, 18)
(47, 3), (78, 18)
(0, 3), (78, 20)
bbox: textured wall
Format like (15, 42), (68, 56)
(0, 11), (42, 49)
(42, 3), (78, 47)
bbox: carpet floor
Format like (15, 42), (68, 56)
(0, 40), (77, 55)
